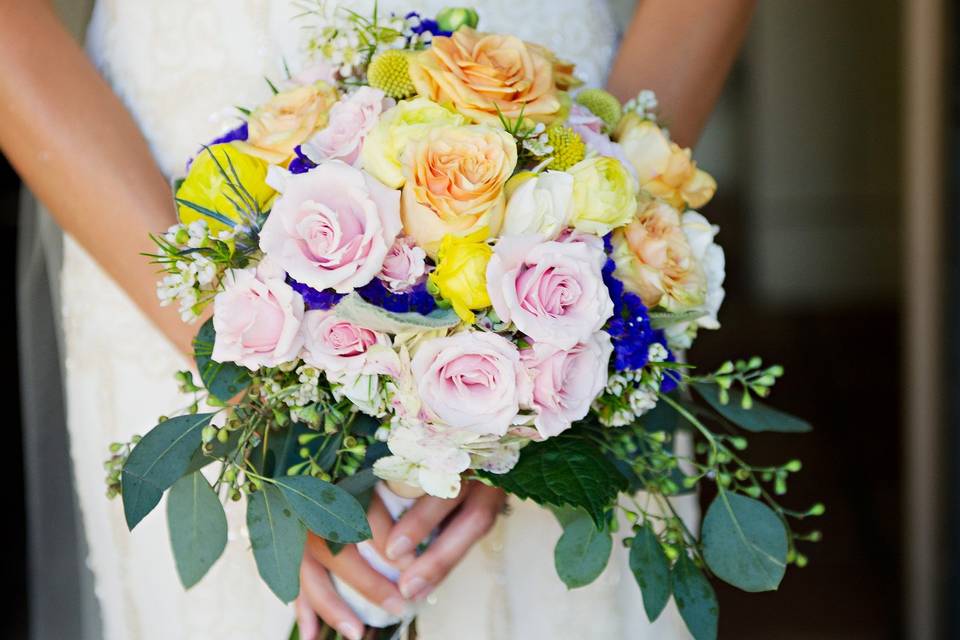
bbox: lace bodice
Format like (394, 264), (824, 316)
(62, 2), (694, 638)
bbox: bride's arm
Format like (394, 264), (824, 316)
(0, 1), (196, 355)
(606, 0), (757, 147)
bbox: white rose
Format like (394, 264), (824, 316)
(681, 211), (726, 329)
(502, 171), (574, 239)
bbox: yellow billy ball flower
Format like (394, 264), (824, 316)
(545, 126), (586, 171)
(176, 143), (275, 235)
(428, 231), (493, 324)
(368, 50), (417, 100)
(575, 88), (622, 132)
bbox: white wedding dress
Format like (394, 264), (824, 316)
(61, 1), (696, 638)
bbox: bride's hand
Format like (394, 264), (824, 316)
(296, 492), (407, 640)
(295, 481), (506, 640)
(385, 481), (506, 601)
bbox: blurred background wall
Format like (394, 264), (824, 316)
(2, 0), (950, 638)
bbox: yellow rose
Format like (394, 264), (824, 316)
(428, 231), (493, 323)
(401, 124), (517, 257)
(408, 27), (562, 125)
(615, 114), (716, 210)
(360, 97), (466, 189)
(611, 200), (706, 311)
(233, 81), (339, 164)
(176, 143), (275, 235)
(568, 156), (638, 235)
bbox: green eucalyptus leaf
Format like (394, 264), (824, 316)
(672, 553), (718, 640)
(334, 293), (460, 334)
(167, 472), (228, 589)
(193, 318), (252, 402)
(481, 435), (626, 528)
(701, 491), (788, 592)
(553, 512), (612, 589)
(629, 523), (672, 622)
(247, 484), (306, 603)
(274, 475), (371, 544)
(122, 413), (215, 530)
(649, 310), (705, 329)
(693, 383), (811, 433)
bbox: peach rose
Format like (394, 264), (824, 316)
(408, 27), (561, 125)
(615, 114), (716, 210)
(401, 124), (517, 257)
(611, 200), (707, 311)
(233, 81), (339, 164)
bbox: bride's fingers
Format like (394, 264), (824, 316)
(397, 483), (505, 600)
(299, 553), (364, 640)
(384, 485), (468, 562)
(366, 492), (397, 558)
(306, 533), (409, 617)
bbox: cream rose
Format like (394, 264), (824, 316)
(616, 115), (716, 210)
(568, 156), (639, 236)
(360, 98), (466, 189)
(502, 170), (574, 239)
(611, 200), (707, 311)
(408, 27), (561, 125)
(401, 124), (517, 257)
(233, 81), (339, 164)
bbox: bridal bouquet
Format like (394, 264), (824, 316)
(106, 5), (820, 639)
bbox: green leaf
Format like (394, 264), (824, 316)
(193, 318), (252, 402)
(336, 467), (379, 498)
(693, 383), (812, 433)
(122, 413), (215, 530)
(672, 553), (718, 640)
(274, 475), (372, 544)
(701, 491), (788, 592)
(553, 512), (612, 589)
(629, 523), (672, 622)
(167, 472), (228, 589)
(247, 484), (306, 603)
(334, 293), (460, 334)
(649, 310), (705, 329)
(481, 435), (626, 528)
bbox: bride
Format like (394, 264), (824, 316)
(2, 1), (754, 638)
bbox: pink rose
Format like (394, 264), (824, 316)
(411, 332), (531, 436)
(521, 332), (613, 438)
(259, 160), (402, 293)
(486, 236), (614, 349)
(302, 87), (391, 167)
(301, 311), (396, 380)
(286, 62), (338, 88)
(378, 236), (428, 293)
(211, 257), (305, 370)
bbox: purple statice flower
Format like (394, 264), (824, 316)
(184, 123), (250, 172)
(286, 276), (345, 310)
(603, 257), (668, 372)
(209, 122), (249, 145)
(288, 145), (317, 175)
(356, 278), (438, 315)
(405, 11), (452, 39)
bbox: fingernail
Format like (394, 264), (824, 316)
(386, 535), (413, 560)
(383, 596), (408, 617)
(337, 621), (363, 640)
(399, 576), (428, 600)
